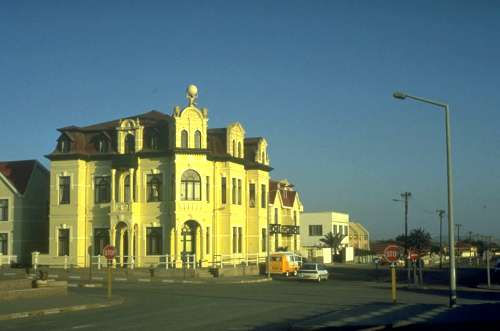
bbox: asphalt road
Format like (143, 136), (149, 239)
(2, 278), (499, 330)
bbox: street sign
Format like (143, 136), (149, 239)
(409, 251), (418, 262)
(103, 245), (115, 260)
(384, 245), (400, 263)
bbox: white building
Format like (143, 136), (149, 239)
(300, 211), (351, 262)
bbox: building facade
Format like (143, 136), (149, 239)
(299, 211), (350, 261)
(268, 179), (303, 253)
(39, 85), (302, 268)
(0, 160), (49, 265)
(349, 222), (370, 250)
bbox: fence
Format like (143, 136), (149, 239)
(32, 253), (199, 270)
(213, 253), (267, 268)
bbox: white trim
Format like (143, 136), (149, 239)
(0, 173), (20, 196)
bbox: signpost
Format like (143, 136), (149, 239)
(103, 245), (115, 299)
(384, 245), (399, 304)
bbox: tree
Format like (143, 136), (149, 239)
(396, 228), (432, 253)
(319, 232), (346, 256)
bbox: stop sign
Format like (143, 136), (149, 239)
(103, 245), (115, 260)
(384, 245), (400, 263)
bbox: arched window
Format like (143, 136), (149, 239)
(58, 136), (70, 153)
(194, 130), (201, 149)
(123, 174), (136, 202)
(181, 130), (188, 148)
(124, 175), (130, 202)
(147, 174), (162, 202)
(180, 169), (201, 201)
(238, 142), (242, 158)
(232, 140), (236, 157)
(261, 151), (265, 162)
(125, 134), (135, 153)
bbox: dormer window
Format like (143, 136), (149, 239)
(58, 136), (70, 153)
(232, 140), (236, 157)
(261, 151), (265, 163)
(125, 134), (135, 153)
(149, 130), (160, 150)
(238, 142), (242, 158)
(97, 139), (108, 153)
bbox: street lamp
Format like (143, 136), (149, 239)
(393, 91), (457, 307)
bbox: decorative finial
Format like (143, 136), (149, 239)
(186, 84), (198, 106)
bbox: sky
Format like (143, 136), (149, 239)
(1, 0), (499, 241)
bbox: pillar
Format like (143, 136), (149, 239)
(129, 168), (135, 203)
(111, 169), (116, 203)
(119, 229), (124, 267)
(128, 226), (134, 268)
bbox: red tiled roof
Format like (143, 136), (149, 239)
(0, 160), (43, 194)
(269, 179), (297, 207)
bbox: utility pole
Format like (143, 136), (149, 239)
(455, 224), (462, 242)
(468, 231), (472, 241)
(401, 192), (412, 258)
(436, 209), (445, 269)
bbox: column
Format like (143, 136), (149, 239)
(119, 229), (124, 267)
(129, 168), (135, 203)
(128, 227), (134, 268)
(111, 169), (116, 203)
(110, 226), (117, 267)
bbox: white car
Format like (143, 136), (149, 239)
(297, 263), (329, 282)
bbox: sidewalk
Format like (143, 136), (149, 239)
(70, 274), (273, 286)
(0, 292), (123, 321)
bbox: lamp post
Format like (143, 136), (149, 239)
(393, 91), (457, 307)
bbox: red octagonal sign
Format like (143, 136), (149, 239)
(384, 245), (400, 263)
(103, 245), (115, 260)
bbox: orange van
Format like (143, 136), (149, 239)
(269, 252), (302, 276)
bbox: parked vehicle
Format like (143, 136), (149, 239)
(269, 252), (302, 276)
(297, 263), (329, 282)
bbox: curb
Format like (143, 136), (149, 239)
(0, 296), (124, 321)
(66, 277), (271, 287)
(68, 283), (104, 288)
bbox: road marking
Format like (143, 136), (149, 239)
(93, 276), (104, 280)
(115, 277), (127, 281)
(68, 283), (78, 287)
(48, 274), (59, 278)
(43, 309), (61, 315)
(162, 279), (175, 283)
(138, 278), (151, 282)
(69, 275), (81, 279)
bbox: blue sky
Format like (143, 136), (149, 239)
(1, 0), (499, 240)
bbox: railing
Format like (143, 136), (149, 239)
(32, 253), (198, 270)
(0, 254), (18, 266)
(213, 254), (267, 268)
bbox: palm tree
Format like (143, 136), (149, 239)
(320, 232), (346, 259)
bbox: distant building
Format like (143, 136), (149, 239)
(0, 160), (49, 265)
(349, 222), (370, 251)
(268, 179), (303, 252)
(300, 211), (350, 262)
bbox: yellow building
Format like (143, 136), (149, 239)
(268, 179), (303, 252)
(0, 160), (49, 265)
(349, 222), (370, 251)
(38, 85), (302, 268)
